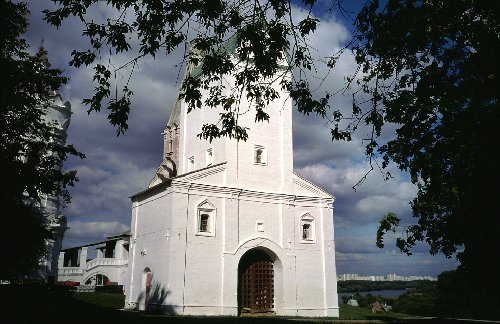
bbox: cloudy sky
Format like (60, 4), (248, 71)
(23, 1), (458, 277)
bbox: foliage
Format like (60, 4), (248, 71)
(357, 0), (500, 318)
(44, 0), (499, 317)
(340, 284), (438, 317)
(435, 270), (500, 320)
(338, 304), (409, 321)
(337, 280), (436, 293)
(361, 0), (500, 260)
(2, 203), (50, 280)
(0, 0), (83, 279)
(344, 292), (386, 308)
(43, 0), (328, 137)
(391, 289), (437, 317)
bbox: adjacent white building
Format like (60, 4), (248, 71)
(124, 40), (339, 317)
(57, 232), (130, 287)
(30, 48), (72, 283)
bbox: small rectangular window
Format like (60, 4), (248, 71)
(301, 215), (315, 243)
(199, 214), (209, 232)
(256, 222), (264, 232)
(188, 156), (195, 172)
(206, 148), (213, 166)
(197, 206), (215, 237)
(302, 224), (311, 240)
(254, 145), (267, 165)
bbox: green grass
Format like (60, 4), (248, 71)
(71, 291), (125, 309)
(1, 285), (461, 323)
(338, 304), (409, 320)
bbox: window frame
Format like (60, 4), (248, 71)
(188, 156), (195, 172)
(196, 200), (216, 237)
(198, 213), (210, 233)
(253, 144), (267, 165)
(300, 214), (316, 243)
(256, 221), (264, 232)
(206, 147), (214, 167)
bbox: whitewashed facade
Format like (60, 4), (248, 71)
(124, 43), (339, 317)
(57, 233), (130, 287)
(32, 90), (71, 283)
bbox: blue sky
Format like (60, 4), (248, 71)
(23, 1), (459, 277)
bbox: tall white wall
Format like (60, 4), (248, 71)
(125, 54), (337, 317)
(178, 73), (293, 194)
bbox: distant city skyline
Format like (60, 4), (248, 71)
(337, 273), (437, 281)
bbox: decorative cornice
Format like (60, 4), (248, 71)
(293, 172), (334, 200)
(131, 163), (333, 207)
(176, 162), (227, 181)
(175, 181), (333, 206)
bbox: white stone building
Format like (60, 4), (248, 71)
(124, 41), (339, 317)
(30, 47), (72, 283)
(34, 90), (71, 284)
(57, 232), (130, 287)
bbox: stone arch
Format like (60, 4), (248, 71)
(233, 239), (285, 315)
(83, 271), (111, 286)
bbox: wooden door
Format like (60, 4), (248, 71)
(145, 271), (152, 310)
(239, 254), (274, 313)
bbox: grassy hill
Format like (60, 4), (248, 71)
(1, 285), (462, 323)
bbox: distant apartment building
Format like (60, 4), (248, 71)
(337, 273), (436, 281)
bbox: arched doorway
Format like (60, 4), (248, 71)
(84, 273), (110, 286)
(142, 268), (152, 311)
(238, 249), (274, 314)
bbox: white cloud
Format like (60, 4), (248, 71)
(335, 251), (459, 277)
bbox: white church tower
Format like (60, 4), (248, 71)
(124, 39), (339, 317)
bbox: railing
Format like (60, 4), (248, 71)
(86, 258), (128, 271)
(59, 267), (84, 275)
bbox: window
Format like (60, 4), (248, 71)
(196, 200), (216, 236)
(206, 148), (213, 166)
(199, 213), (209, 232)
(300, 214), (315, 243)
(256, 222), (264, 232)
(302, 223), (311, 240)
(85, 274), (110, 286)
(188, 156), (195, 172)
(254, 145), (267, 165)
(255, 149), (263, 163)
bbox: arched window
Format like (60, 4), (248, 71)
(84, 274), (110, 286)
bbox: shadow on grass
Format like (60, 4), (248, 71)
(2, 285), (467, 323)
(1, 285), (294, 323)
(134, 273), (174, 313)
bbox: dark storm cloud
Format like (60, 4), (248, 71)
(20, 1), (460, 275)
